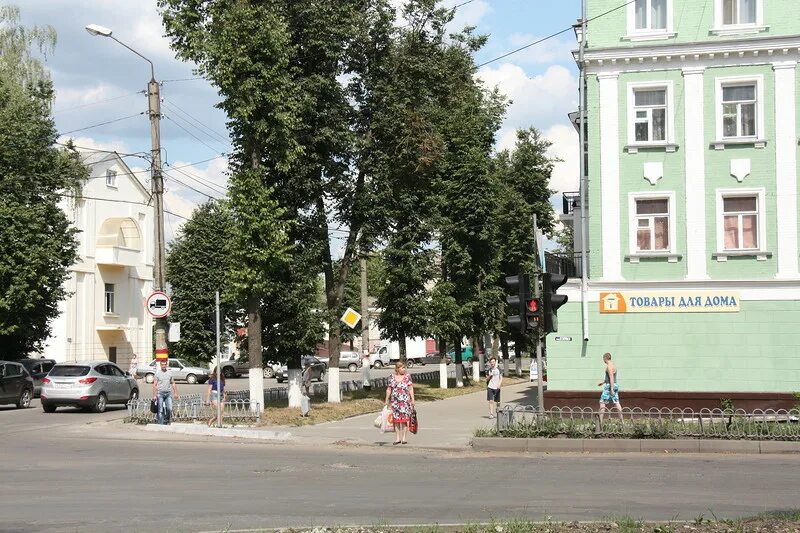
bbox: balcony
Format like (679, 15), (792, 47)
(562, 192), (580, 215)
(545, 251), (583, 279)
(95, 245), (140, 267)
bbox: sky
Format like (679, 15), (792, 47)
(18, 0), (582, 241)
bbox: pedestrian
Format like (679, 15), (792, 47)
(384, 361), (415, 445)
(152, 359), (179, 425)
(486, 356), (502, 418)
(205, 367), (225, 427)
(598, 352), (623, 421)
(128, 353), (138, 381)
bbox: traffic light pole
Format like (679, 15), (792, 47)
(532, 214), (544, 412)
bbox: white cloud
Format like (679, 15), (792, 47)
(505, 33), (575, 65)
(544, 124), (579, 195)
(449, 0), (491, 31)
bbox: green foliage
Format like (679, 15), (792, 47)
(0, 8), (87, 358)
(166, 200), (235, 365)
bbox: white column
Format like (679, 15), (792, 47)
(682, 67), (709, 280)
(598, 73), (622, 280)
(773, 61), (798, 278)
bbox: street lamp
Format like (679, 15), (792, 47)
(86, 24), (168, 361)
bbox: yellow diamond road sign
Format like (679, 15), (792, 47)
(340, 307), (362, 329)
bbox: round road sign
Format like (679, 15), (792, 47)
(146, 291), (172, 318)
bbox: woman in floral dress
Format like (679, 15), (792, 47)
(384, 361), (415, 445)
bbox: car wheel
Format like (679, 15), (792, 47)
(373, 360), (383, 369)
(145, 373), (154, 384)
(186, 374), (198, 384)
(222, 366), (235, 379)
(94, 393), (107, 413)
(16, 388), (32, 409)
(317, 371), (326, 382)
(348, 363), (358, 373)
(129, 388), (139, 403)
(405, 359), (414, 368)
(446, 357), (453, 365)
(263, 366), (275, 379)
(42, 402), (56, 413)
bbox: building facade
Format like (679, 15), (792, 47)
(43, 151), (154, 368)
(550, 0), (800, 394)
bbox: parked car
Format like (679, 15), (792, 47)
(138, 358), (209, 384)
(18, 358), (56, 397)
(418, 352), (453, 365)
(224, 355), (281, 379)
(276, 356), (327, 383)
(40, 361), (138, 413)
(317, 351), (361, 372)
(0, 360), (34, 409)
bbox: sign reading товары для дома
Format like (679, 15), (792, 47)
(599, 291), (740, 314)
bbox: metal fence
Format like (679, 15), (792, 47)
(127, 395), (261, 425)
(496, 405), (800, 441)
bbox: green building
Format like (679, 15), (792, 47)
(551, 0), (800, 399)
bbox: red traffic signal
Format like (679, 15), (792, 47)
(526, 299), (539, 313)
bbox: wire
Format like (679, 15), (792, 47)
(162, 100), (231, 145)
(126, 155), (228, 177)
(162, 106), (231, 155)
(166, 163), (228, 195)
(58, 112), (145, 136)
(161, 77), (205, 83)
(163, 172), (223, 201)
(476, 0), (637, 68)
(163, 115), (228, 158)
(54, 141), (150, 160)
(56, 193), (190, 220)
(53, 91), (145, 115)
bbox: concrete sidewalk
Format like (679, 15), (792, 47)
(283, 380), (536, 450)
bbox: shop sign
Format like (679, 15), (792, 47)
(599, 291), (740, 314)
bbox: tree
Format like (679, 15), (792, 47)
(0, 6), (87, 359)
(166, 200), (235, 366)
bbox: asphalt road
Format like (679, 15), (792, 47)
(1, 410), (799, 532)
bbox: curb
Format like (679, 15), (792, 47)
(471, 437), (800, 454)
(143, 423), (292, 441)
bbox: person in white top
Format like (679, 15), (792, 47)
(128, 354), (138, 380)
(486, 357), (502, 419)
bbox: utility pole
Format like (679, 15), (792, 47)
(360, 256), (371, 389)
(533, 214), (544, 412)
(148, 76), (168, 361)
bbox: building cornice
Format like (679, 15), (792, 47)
(577, 35), (800, 71)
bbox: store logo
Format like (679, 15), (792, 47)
(600, 292), (626, 313)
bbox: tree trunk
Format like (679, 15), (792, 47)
(399, 335), (407, 362)
(246, 295), (264, 413)
(454, 337), (463, 388)
(500, 333), (510, 378)
(438, 337), (448, 389)
(491, 334), (500, 358)
(287, 354), (301, 408)
(327, 320), (342, 403)
(471, 337), (480, 382)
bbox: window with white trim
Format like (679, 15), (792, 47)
(105, 169), (117, 188)
(633, 88), (667, 142)
(722, 195), (759, 250)
(634, 197), (670, 252)
(634, 0), (668, 31)
(721, 84), (756, 138)
(722, 0), (757, 25)
(104, 283), (115, 314)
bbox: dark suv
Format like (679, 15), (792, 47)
(19, 358), (56, 397)
(0, 360), (34, 408)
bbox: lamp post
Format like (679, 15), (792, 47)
(86, 24), (168, 360)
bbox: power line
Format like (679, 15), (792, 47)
(56, 193), (190, 221)
(53, 91), (145, 115)
(162, 100), (231, 145)
(163, 171), (223, 201)
(53, 141), (150, 160)
(163, 115), (228, 158)
(476, 0), (637, 68)
(126, 155), (228, 177)
(162, 105), (231, 154)
(165, 162), (228, 195)
(161, 77), (205, 83)
(58, 112), (145, 136)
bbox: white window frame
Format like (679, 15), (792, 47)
(104, 283), (115, 314)
(713, 75), (765, 149)
(105, 168), (118, 188)
(626, 81), (676, 151)
(714, 188), (769, 260)
(712, 0), (766, 35)
(626, 0), (675, 40)
(627, 191), (679, 263)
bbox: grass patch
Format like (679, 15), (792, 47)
(259, 376), (526, 427)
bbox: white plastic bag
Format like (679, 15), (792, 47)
(379, 406), (391, 433)
(373, 412), (382, 428)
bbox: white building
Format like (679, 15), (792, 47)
(43, 150), (154, 367)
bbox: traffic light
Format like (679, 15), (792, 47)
(542, 273), (568, 333)
(504, 273), (541, 334)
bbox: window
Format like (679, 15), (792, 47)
(169, 360), (182, 369)
(635, 198), (670, 252)
(722, 196), (759, 250)
(723, 0), (756, 25)
(722, 84), (756, 138)
(635, 0), (667, 30)
(104, 283), (115, 314)
(4, 363), (22, 377)
(105, 169), (117, 188)
(633, 89), (667, 142)
(109, 347), (117, 364)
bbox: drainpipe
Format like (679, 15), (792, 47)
(578, 0), (589, 342)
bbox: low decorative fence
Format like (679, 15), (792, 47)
(496, 405), (800, 441)
(127, 395), (261, 425)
